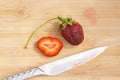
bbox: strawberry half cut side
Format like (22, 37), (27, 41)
(37, 37), (63, 57)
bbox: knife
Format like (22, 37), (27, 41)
(3, 46), (108, 80)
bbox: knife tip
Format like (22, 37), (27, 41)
(100, 46), (108, 51)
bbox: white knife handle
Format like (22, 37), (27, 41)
(3, 67), (45, 80)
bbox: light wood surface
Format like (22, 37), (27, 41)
(0, 0), (120, 80)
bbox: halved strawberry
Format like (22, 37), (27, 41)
(37, 37), (63, 57)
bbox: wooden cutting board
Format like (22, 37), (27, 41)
(0, 0), (120, 80)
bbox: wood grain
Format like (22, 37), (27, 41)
(0, 0), (120, 80)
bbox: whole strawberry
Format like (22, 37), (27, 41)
(58, 16), (84, 45)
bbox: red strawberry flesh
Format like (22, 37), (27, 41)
(37, 37), (63, 57)
(61, 22), (84, 45)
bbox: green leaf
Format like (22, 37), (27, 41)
(58, 16), (67, 23)
(68, 22), (72, 26)
(67, 17), (72, 22)
(58, 24), (63, 30)
(62, 23), (67, 28)
(58, 16), (74, 28)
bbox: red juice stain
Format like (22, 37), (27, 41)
(83, 8), (97, 24)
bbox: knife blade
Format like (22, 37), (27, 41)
(3, 46), (108, 80)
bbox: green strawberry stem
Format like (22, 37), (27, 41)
(58, 16), (73, 29)
(24, 17), (58, 49)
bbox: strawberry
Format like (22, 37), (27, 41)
(58, 16), (84, 45)
(37, 37), (63, 57)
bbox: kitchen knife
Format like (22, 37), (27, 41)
(3, 46), (108, 80)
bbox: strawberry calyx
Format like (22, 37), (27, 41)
(58, 16), (74, 30)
